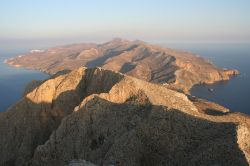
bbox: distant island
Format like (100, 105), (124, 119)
(5, 38), (239, 93)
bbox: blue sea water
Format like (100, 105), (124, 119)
(0, 50), (48, 112)
(160, 42), (250, 115)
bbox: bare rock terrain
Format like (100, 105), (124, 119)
(0, 67), (249, 166)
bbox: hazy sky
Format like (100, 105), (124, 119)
(0, 0), (250, 49)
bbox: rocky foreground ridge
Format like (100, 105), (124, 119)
(5, 39), (239, 92)
(0, 67), (249, 166)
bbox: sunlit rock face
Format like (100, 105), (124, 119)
(0, 67), (249, 166)
(5, 39), (239, 93)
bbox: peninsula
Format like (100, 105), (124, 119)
(5, 39), (239, 92)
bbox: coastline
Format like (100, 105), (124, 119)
(4, 56), (240, 94)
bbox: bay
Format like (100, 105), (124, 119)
(0, 50), (48, 112)
(159, 42), (250, 114)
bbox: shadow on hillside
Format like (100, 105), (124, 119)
(86, 45), (138, 67)
(0, 68), (125, 166)
(0, 68), (248, 165)
(204, 108), (229, 116)
(13, 93), (248, 166)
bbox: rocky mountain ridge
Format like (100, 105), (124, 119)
(0, 67), (249, 166)
(5, 39), (239, 92)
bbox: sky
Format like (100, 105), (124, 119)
(0, 0), (250, 50)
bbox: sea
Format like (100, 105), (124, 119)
(0, 50), (48, 112)
(160, 42), (250, 115)
(0, 42), (249, 114)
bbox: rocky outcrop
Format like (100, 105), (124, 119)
(0, 67), (249, 166)
(5, 39), (239, 92)
(223, 69), (240, 76)
(23, 80), (44, 96)
(0, 67), (124, 165)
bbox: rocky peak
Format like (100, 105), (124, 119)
(0, 68), (247, 165)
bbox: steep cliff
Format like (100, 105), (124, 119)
(0, 67), (249, 166)
(5, 39), (239, 92)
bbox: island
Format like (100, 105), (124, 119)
(5, 38), (239, 93)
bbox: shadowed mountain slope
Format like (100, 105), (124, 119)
(0, 67), (249, 166)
